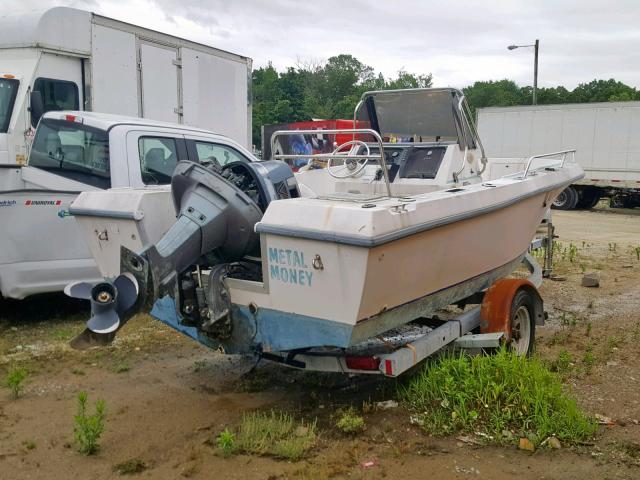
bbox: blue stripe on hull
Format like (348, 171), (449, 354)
(150, 296), (353, 354)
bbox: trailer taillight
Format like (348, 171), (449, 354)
(345, 356), (380, 371)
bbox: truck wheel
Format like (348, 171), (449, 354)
(552, 186), (578, 210)
(509, 289), (536, 356)
(575, 188), (601, 209)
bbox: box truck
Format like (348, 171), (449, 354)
(478, 102), (640, 209)
(0, 7), (252, 165)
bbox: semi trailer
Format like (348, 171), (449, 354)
(478, 102), (640, 209)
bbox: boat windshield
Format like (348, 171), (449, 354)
(355, 89), (475, 149)
(0, 78), (19, 133)
(29, 118), (111, 189)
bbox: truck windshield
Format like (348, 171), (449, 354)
(0, 78), (19, 133)
(29, 118), (111, 189)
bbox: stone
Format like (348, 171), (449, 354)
(375, 400), (398, 410)
(519, 438), (535, 452)
(581, 273), (600, 288)
(548, 437), (562, 449)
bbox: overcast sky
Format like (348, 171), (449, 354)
(8, 0), (640, 89)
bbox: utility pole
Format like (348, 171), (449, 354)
(507, 39), (540, 105)
(533, 39), (539, 105)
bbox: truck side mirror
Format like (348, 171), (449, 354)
(30, 90), (45, 126)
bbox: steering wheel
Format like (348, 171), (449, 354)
(327, 140), (370, 178)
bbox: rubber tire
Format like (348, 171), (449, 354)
(552, 186), (578, 210)
(509, 289), (536, 356)
(575, 188), (601, 210)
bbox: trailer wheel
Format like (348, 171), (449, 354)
(509, 289), (536, 355)
(480, 279), (542, 356)
(552, 186), (578, 210)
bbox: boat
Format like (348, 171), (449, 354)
(66, 88), (583, 366)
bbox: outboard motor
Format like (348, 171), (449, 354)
(67, 160), (298, 349)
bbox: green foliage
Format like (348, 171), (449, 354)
(5, 365), (28, 398)
(223, 411), (316, 460)
(548, 349), (574, 376)
(335, 407), (366, 434)
(582, 344), (596, 373)
(22, 440), (36, 450)
(113, 458), (148, 475)
(216, 428), (236, 456)
(400, 349), (596, 445)
(74, 391), (106, 455)
(252, 55), (432, 146)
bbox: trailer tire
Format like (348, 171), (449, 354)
(509, 289), (536, 356)
(480, 279), (542, 356)
(552, 186), (578, 210)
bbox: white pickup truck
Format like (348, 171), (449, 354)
(0, 111), (257, 299)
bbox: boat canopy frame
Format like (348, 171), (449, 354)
(270, 87), (488, 191)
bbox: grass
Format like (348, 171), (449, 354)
(335, 407), (366, 434)
(216, 411), (316, 460)
(216, 428), (236, 456)
(400, 349), (597, 446)
(549, 349), (574, 376)
(74, 391), (107, 455)
(22, 440), (36, 450)
(582, 343), (596, 373)
(113, 458), (148, 475)
(5, 365), (28, 398)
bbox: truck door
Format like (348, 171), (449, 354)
(138, 41), (182, 124)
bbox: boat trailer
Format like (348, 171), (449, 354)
(263, 251), (547, 377)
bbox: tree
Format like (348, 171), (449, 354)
(251, 54), (640, 149)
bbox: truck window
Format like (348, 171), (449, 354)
(0, 78), (19, 133)
(29, 118), (111, 189)
(195, 142), (248, 168)
(139, 137), (179, 185)
(32, 78), (79, 126)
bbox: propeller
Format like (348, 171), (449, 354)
(65, 273), (140, 350)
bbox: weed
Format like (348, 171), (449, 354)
(607, 335), (623, 351)
(22, 440), (36, 450)
(635, 246), (640, 261)
(585, 322), (593, 337)
(560, 312), (578, 329)
(549, 349), (574, 375)
(192, 360), (208, 372)
(587, 300), (594, 309)
(400, 349), (597, 445)
(583, 344), (596, 373)
(216, 428), (236, 456)
(52, 328), (75, 341)
(71, 368), (86, 376)
(227, 411), (316, 460)
(5, 365), (28, 398)
(74, 391), (106, 455)
(335, 408), (366, 434)
(112, 361), (131, 374)
(549, 331), (570, 346)
(568, 243), (578, 263)
(113, 458), (148, 475)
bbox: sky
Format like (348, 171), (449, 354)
(6, 0), (640, 89)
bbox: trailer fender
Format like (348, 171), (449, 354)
(480, 279), (544, 339)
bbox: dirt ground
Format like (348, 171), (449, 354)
(1, 206), (639, 480)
